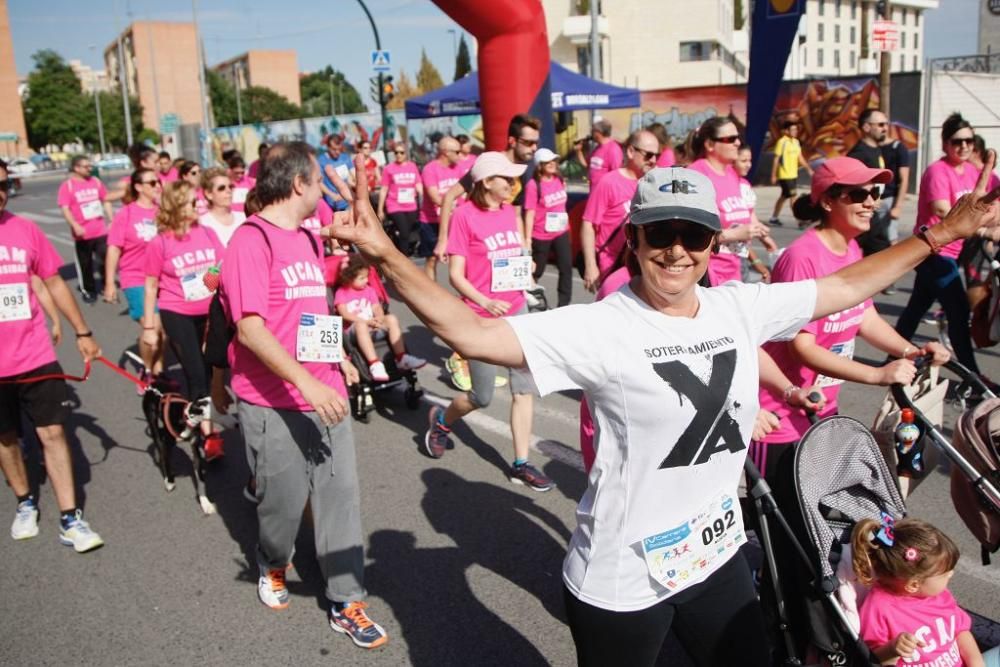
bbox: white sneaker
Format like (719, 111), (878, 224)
(11, 499), (39, 540)
(524, 290), (540, 308)
(396, 353), (427, 371)
(58, 510), (104, 553)
(258, 567), (290, 610)
(369, 361), (390, 382)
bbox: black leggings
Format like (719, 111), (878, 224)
(74, 235), (107, 295)
(563, 552), (770, 667)
(531, 232), (572, 307)
(159, 310), (210, 400)
(386, 210), (419, 255)
(895, 254), (979, 374)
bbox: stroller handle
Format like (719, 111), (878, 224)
(890, 359), (993, 411)
(804, 391), (823, 425)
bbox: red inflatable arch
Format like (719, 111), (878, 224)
(431, 0), (552, 150)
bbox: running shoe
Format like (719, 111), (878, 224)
(202, 433), (225, 462)
(11, 498), (39, 540)
(369, 361), (390, 382)
(445, 352), (462, 375)
(329, 601), (388, 649)
(81, 291), (97, 304)
(396, 353), (427, 371)
(258, 566), (290, 610)
(494, 374), (508, 388)
(921, 309), (945, 326)
(58, 511), (105, 553)
(422, 405), (451, 459)
(525, 289), (541, 308)
(509, 462), (554, 492)
(767, 217), (783, 227)
(451, 359), (472, 392)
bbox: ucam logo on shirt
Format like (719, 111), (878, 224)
(171, 248), (217, 272)
(280, 260), (327, 300)
(0, 245), (28, 273)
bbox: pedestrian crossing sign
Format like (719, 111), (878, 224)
(371, 50), (392, 73)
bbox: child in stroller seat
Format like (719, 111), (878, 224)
(333, 254), (426, 382)
(851, 516), (999, 666)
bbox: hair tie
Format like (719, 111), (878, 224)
(904, 548), (920, 562)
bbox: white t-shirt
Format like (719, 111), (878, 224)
(198, 211), (246, 248)
(507, 279), (817, 612)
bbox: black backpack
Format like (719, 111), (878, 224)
(204, 220), (320, 369)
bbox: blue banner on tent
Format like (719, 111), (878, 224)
(746, 0), (805, 179)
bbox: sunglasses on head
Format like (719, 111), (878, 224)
(631, 145), (661, 162)
(950, 137), (975, 147)
(642, 222), (716, 251)
(712, 135), (741, 144)
(837, 185), (882, 203)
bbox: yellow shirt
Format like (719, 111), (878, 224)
(774, 136), (802, 180)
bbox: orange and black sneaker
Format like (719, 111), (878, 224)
(258, 567), (289, 610)
(329, 601), (388, 649)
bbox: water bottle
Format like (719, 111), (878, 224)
(894, 408), (925, 478)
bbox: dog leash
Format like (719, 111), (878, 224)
(0, 356), (149, 389)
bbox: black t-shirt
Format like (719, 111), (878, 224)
(846, 140), (885, 171)
(880, 140), (909, 198)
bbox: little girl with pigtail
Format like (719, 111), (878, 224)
(851, 514), (999, 666)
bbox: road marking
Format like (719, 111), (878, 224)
(27, 212), (67, 225)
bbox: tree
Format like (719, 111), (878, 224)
(81, 91), (144, 151)
(454, 34), (472, 81)
(22, 50), (90, 149)
(416, 49), (445, 94)
(300, 66), (365, 117)
(386, 69), (421, 110)
(207, 68), (301, 126)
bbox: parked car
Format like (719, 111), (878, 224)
(8, 158), (37, 176)
(29, 154), (56, 171)
(95, 153), (131, 171)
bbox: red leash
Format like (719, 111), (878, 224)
(0, 356), (149, 389)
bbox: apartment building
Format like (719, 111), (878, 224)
(69, 60), (109, 95)
(0, 0), (28, 156)
(980, 0), (1000, 57)
(212, 50), (300, 106)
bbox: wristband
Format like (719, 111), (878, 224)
(75, 331), (93, 338)
(782, 385), (800, 403)
(917, 225), (944, 254)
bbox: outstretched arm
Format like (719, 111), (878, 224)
(329, 155), (526, 368)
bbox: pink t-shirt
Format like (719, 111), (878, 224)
(230, 176), (256, 214)
(221, 217), (346, 410)
(458, 154), (477, 177)
(57, 177), (108, 240)
(915, 158), (1000, 259)
(859, 586), (971, 667)
(657, 147), (677, 168)
(420, 159), (461, 223)
(302, 199), (334, 245)
(107, 201), (159, 289)
(689, 159), (753, 285)
(381, 161), (421, 214)
(144, 224), (223, 316)
(160, 168), (179, 184)
(758, 229), (871, 442)
(447, 201), (527, 318)
(333, 284), (378, 324)
(524, 176), (569, 241)
(195, 189), (209, 217)
(582, 169), (637, 276)
(588, 140), (623, 187)
(0, 212), (63, 376)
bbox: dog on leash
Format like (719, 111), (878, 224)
(140, 376), (217, 515)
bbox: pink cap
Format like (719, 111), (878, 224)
(810, 157), (893, 203)
(470, 151), (527, 183)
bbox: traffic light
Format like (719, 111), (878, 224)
(382, 75), (395, 105)
(369, 76), (381, 106)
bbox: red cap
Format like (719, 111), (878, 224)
(810, 157), (893, 204)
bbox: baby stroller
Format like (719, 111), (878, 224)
(747, 415), (905, 666)
(325, 254), (423, 423)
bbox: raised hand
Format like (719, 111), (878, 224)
(325, 153), (398, 264)
(940, 149), (1000, 240)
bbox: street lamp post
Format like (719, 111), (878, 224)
(89, 45), (107, 156)
(354, 0), (390, 160)
(234, 62), (244, 126)
(329, 74), (336, 115)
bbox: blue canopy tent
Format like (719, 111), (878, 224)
(404, 61), (640, 119)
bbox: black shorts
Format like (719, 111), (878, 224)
(0, 361), (71, 434)
(778, 179), (798, 198)
(418, 222), (439, 258)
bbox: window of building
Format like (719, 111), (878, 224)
(818, 0), (824, 16)
(850, 26), (856, 43)
(851, 0), (857, 19)
(901, 31), (906, 49)
(818, 48), (824, 67)
(900, 53), (905, 70)
(804, 48), (808, 67)
(835, 25), (840, 42)
(916, 11), (920, 26)
(835, 0), (841, 17)
(913, 54), (918, 70)
(902, 7), (908, 25)
(914, 32), (919, 50)
(850, 51), (856, 69)
(834, 49), (841, 69)
(818, 23), (824, 41)
(679, 41), (708, 62)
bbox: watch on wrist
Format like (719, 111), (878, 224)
(75, 330), (93, 339)
(917, 225), (944, 254)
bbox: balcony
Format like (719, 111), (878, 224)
(562, 14), (609, 47)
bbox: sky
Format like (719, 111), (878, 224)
(8, 0), (983, 109)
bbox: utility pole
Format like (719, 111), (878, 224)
(589, 0), (601, 126)
(89, 45), (107, 156)
(234, 62), (244, 126)
(329, 74), (336, 115)
(355, 0), (390, 161)
(879, 0), (892, 117)
(113, 10), (134, 146)
(145, 12), (163, 141)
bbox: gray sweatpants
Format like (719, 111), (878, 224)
(238, 400), (366, 604)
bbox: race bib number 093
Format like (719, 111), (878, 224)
(0, 283), (31, 322)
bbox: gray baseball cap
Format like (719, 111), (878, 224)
(629, 167), (722, 231)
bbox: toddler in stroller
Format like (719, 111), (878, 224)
(330, 254), (425, 421)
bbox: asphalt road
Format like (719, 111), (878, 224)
(1, 172), (999, 666)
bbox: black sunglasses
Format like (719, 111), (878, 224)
(139, 179), (160, 186)
(393, 150), (406, 155)
(631, 145), (661, 162)
(838, 186), (882, 203)
(517, 138), (539, 147)
(643, 223), (716, 251)
(950, 137), (975, 147)
(214, 184), (233, 192)
(712, 135), (741, 144)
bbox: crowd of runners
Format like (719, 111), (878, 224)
(2, 105), (1000, 665)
